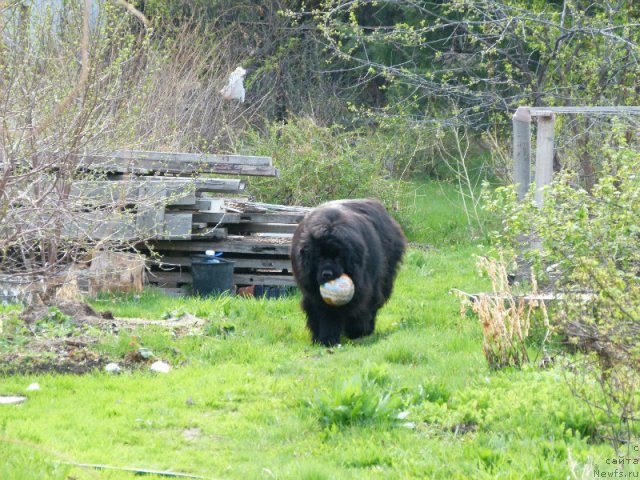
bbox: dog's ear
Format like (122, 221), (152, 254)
(344, 236), (366, 277)
(299, 244), (312, 265)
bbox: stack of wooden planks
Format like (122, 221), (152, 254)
(73, 150), (307, 293)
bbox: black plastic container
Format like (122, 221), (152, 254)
(190, 255), (235, 296)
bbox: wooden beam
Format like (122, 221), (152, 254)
(190, 227), (229, 240)
(148, 239), (291, 256)
(159, 213), (192, 240)
(192, 198), (225, 212)
(234, 274), (296, 287)
(192, 213), (241, 224)
(148, 255), (292, 271)
(529, 106), (640, 115)
(143, 177), (245, 193)
(71, 178), (245, 212)
(65, 209), (144, 241)
(512, 107), (531, 201)
(194, 211), (304, 226)
(136, 183), (166, 236)
(231, 258), (292, 270)
(79, 150), (272, 165)
(79, 152), (279, 177)
(71, 180), (194, 206)
(146, 270), (191, 287)
(147, 270), (296, 287)
(534, 113), (555, 207)
(238, 213), (306, 224)
(228, 224), (297, 235)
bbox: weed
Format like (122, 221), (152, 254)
(306, 374), (406, 428)
(413, 381), (451, 405)
(457, 254), (549, 369)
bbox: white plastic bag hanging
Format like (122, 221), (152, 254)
(220, 66), (247, 102)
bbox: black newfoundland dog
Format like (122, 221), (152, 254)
(291, 199), (407, 346)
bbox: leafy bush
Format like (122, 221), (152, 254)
(240, 117), (405, 208)
(305, 371), (453, 430)
(485, 146), (640, 449)
(305, 373), (407, 428)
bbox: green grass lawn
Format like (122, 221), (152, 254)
(0, 180), (633, 479)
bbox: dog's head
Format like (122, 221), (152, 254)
(313, 243), (346, 286)
(293, 207), (365, 288)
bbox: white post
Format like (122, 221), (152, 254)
(534, 112), (555, 207)
(512, 107), (532, 201)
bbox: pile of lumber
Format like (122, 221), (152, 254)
(144, 201), (309, 292)
(71, 150), (308, 293)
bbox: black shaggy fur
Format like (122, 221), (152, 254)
(291, 199), (407, 346)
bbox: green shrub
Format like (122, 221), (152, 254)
(240, 117), (404, 208)
(305, 373), (406, 428)
(484, 146), (640, 449)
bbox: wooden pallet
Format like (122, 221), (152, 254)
(146, 213), (300, 288)
(71, 151), (306, 290)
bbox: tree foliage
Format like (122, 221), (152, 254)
(0, 1), (153, 278)
(485, 142), (640, 448)
(309, 0), (640, 126)
(0, 1), (245, 280)
(136, 0), (355, 126)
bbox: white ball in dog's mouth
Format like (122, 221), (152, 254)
(320, 274), (355, 306)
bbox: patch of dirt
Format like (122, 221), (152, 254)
(450, 423), (477, 435)
(20, 301), (114, 328)
(1, 301), (206, 376)
(182, 427), (201, 442)
(408, 242), (431, 251)
(1, 301), (117, 375)
(1, 347), (107, 375)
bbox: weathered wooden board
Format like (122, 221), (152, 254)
(149, 239), (291, 256)
(192, 198), (225, 212)
(71, 178), (244, 208)
(66, 212), (141, 241)
(192, 212), (304, 225)
(70, 180), (189, 206)
(190, 227), (229, 240)
(181, 178), (245, 193)
(146, 270), (192, 287)
(148, 255), (292, 271)
(231, 258), (292, 270)
(233, 274), (297, 287)
(159, 213), (193, 240)
(81, 150), (273, 166)
(136, 184), (167, 234)
(228, 223), (297, 235)
(101, 176), (244, 194)
(69, 181), (142, 204)
(191, 213), (242, 224)
(67, 207), (190, 242)
(238, 213), (306, 224)
(79, 151), (279, 177)
(146, 270), (296, 287)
